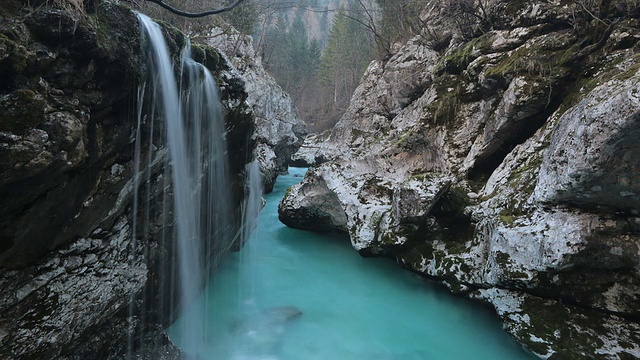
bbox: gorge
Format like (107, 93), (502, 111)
(280, 0), (640, 358)
(0, 0), (639, 359)
(169, 167), (537, 359)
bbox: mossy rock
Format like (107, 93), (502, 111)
(0, 33), (28, 77)
(515, 295), (639, 359)
(0, 89), (46, 134)
(422, 75), (466, 126)
(484, 35), (579, 83)
(441, 34), (496, 75)
(190, 44), (222, 72)
(86, 2), (142, 63)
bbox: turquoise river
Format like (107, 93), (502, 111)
(170, 167), (536, 360)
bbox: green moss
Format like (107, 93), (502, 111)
(485, 46), (531, 79)
(500, 213), (517, 226)
(390, 131), (412, 148)
(431, 92), (459, 124)
(558, 44), (581, 65)
(485, 39), (578, 82)
(614, 56), (640, 81)
(423, 75), (463, 125)
(202, 46), (222, 72)
(190, 43), (207, 63)
(442, 34), (494, 74)
(283, 186), (293, 199)
(514, 296), (623, 359)
(0, 33), (28, 73)
(0, 89), (46, 134)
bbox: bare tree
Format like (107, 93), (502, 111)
(141, 0), (246, 17)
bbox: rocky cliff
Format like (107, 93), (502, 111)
(202, 26), (307, 193)
(279, 1), (640, 358)
(0, 1), (254, 358)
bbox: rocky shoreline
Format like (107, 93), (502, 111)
(281, 1), (640, 358)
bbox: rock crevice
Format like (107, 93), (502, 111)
(0, 2), (255, 359)
(279, 1), (640, 358)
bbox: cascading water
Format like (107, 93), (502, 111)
(131, 12), (532, 360)
(129, 13), (239, 358)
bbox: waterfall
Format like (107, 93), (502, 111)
(129, 13), (242, 357)
(237, 161), (264, 313)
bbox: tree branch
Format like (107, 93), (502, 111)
(144, 0), (246, 18)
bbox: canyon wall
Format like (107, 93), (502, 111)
(281, 1), (640, 358)
(0, 1), (254, 358)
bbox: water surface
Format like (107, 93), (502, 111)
(170, 167), (535, 360)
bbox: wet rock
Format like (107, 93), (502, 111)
(290, 131), (331, 167)
(0, 219), (146, 359)
(0, 2), (255, 359)
(203, 27), (306, 193)
(279, 1), (640, 357)
(471, 288), (640, 359)
(278, 168), (348, 233)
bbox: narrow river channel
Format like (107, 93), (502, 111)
(170, 167), (535, 360)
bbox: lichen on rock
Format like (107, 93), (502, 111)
(278, 1), (640, 357)
(0, 1), (255, 359)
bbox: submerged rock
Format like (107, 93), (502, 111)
(279, 1), (640, 357)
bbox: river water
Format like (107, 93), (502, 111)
(169, 167), (535, 360)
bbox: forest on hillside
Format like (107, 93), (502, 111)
(140, 0), (430, 132)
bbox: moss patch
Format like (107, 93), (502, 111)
(0, 89), (46, 134)
(484, 37), (578, 82)
(0, 33), (28, 75)
(423, 75), (464, 126)
(511, 295), (634, 359)
(442, 34), (495, 74)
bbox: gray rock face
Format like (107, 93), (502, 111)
(290, 131), (331, 167)
(0, 218), (146, 359)
(279, 1), (640, 358)
(278, 166), (348, 233)
(534, 73), (640, 213)
(203, 27), (306, 193)
(0, 2), (254, 359)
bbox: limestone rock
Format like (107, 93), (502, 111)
(0, 2), (255, 359)
(279, 1), (640, 357)
(290, 131), (331, 167)
(203, 27), (306, 193)
(472, 288), (640, 359)
(278, 166), (348, 233)
(534, 68), (640, 213)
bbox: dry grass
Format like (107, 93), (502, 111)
(55, 0), (85, 17)
(29, 0), (87, 19)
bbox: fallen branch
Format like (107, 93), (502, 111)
(143, 0), (246, 18)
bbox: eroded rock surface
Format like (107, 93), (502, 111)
(279, 1), (640, 358)
(203, 27), (306, 193)
(0, 2), (254, 359)
(290, 131), (331, 167)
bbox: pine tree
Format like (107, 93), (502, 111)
(319, 4), (372, 104)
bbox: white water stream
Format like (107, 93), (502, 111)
(132, 14), (235, 357)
